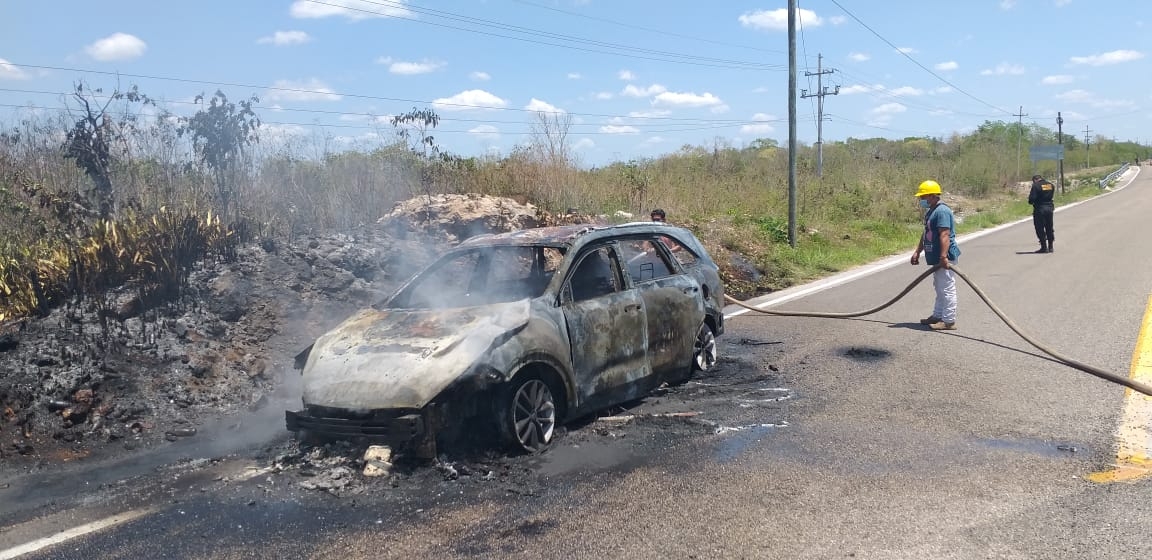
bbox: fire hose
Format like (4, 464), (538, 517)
(724, 264), (1152, 398)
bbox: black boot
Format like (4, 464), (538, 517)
(1034, 242), (1048, 254)
(1048, 240), (1054, 253)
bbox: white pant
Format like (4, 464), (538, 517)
(932, 267), (957, 323)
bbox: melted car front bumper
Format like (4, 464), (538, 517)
(285, 405), (431, 447)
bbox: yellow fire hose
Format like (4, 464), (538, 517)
(725, 264), (1152, 398)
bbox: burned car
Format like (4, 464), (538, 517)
(286, 222), (725, 455)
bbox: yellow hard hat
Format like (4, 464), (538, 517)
(916, 180), (942, 197)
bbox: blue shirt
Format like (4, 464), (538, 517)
(923, 203), (961, 266)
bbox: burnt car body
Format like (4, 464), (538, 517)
(285, 222), (725, 455)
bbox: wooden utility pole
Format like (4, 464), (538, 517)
(1013, 106), (1027, 178)
(1085, 125), (1092, 168)
(1057, 112), (1065, 194)
(787, 0), (797, 248)
(801, 53), (839, 177)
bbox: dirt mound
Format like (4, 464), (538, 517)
(379, 193), (546, 242)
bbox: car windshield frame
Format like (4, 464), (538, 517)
(385, 244), (567, 309)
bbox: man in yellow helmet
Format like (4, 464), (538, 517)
(910, 179), (961, 330)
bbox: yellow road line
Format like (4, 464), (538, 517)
(1087, 293), (1152, 483)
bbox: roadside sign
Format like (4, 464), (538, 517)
(1029, 145), (1065, 161)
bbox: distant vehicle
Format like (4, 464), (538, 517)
(286, 222), (725, 455)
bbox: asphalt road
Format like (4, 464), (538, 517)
(4, 167), (1152, 559)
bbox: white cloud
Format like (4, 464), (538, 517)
(85, 33), (147, 62)
(741, 113), (777, 134)
(386, 59), (445, 75)
(622, 84), (667, 98)
(711, 104), (731, 114)
(266, 79), (342, 102)
(0, 58), (29, 80)
(1000, 0), (1017, 9)
(1055, 0), (1072, 5)
(594, 92), (614, 100)
(839, 84), (874, 95)
(935, 61), (958, 71)
(618, 70), (636, 81)
(262, 123), (309, 142)
(573, 138), (595, 151)
(1069, 49), (1144, 66)
(258, 30), (312, 46)
(829, 15), (847, 25)
(468, 125), (500, 141)
(739, 8), (823, 31)
(567, 72), (582, 80)
(1041, 74), (1074, 85)
(470, 71), (490, 81)
(1055, 89), (1135, 109)
(628, 110), (671, 119)
(889, 86), (924, 97)
(432, 89), (508, 111)
(525, 98), (565, 114)
(642, 136), (665, 146)
(980, 62), (1026, 75)
(872, 102), (907, 114)
(652, 91), (724, 108)
(849, 52), (870, 62)
(290, 0), (413, 19)
(600, 125), (640, 134)
(896, 47), (918, 54)
(933, 86), (953, 94)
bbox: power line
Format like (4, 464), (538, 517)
(0, 86), (768, 126)
(832, 68), (1005, 119)
(511, 0), (788, 56)
(827, 0), (1013, 116)
(0, 102), (791, 136)
(305, 0), (786, 71)
(0, 64), (779, 123)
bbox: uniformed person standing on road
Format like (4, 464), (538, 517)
(1028, 174), (1056, 253)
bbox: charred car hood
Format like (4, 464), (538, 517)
(301, 300), (531, 410)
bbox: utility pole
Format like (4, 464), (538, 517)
(1013, 105), (1028, 178)
(1057, 112), (1065, 194)
(1085, 125), (1092, 168)
(801, 53), (839, 177)
(787, 0), (797, 248)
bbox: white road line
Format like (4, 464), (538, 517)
(0, 463), (274, 559)
(723, 166), (1142, 320)
(0, 507), (155, 560)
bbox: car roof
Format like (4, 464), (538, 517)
(456, 222), (696, 249)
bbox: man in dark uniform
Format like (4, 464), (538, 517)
(1028, 174), (1056, 253)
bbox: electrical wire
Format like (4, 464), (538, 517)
(828, 0), (1013, 116)
(0, 87), (774, 126)
(0, 63), (782, 123)
(304, 0), (786, 71)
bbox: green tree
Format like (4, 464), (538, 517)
(179, 91), (261, 218)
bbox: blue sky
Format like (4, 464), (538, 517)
(0, 0), (1148, 166)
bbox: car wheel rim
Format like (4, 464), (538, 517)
(694, 326), (717, 371)
(513, 379), (556, 452)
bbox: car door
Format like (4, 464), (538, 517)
(559, 245), (650, 407)
(617, 237), (705, 376)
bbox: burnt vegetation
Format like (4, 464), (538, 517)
(0, 80), (1145, 463)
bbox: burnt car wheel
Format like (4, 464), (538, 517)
(693, 323), (718, 372)
(500, 376), (558, 453)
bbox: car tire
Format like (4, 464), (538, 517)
(692, 322), (718, 372)
(498, 374), (559, 454)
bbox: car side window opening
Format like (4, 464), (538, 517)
(657, 235), (699, 267)
(618, 238), (676, 283)
(567, 247), (622, 302)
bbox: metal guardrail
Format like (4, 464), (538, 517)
(1099, 163), (1131, 188)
